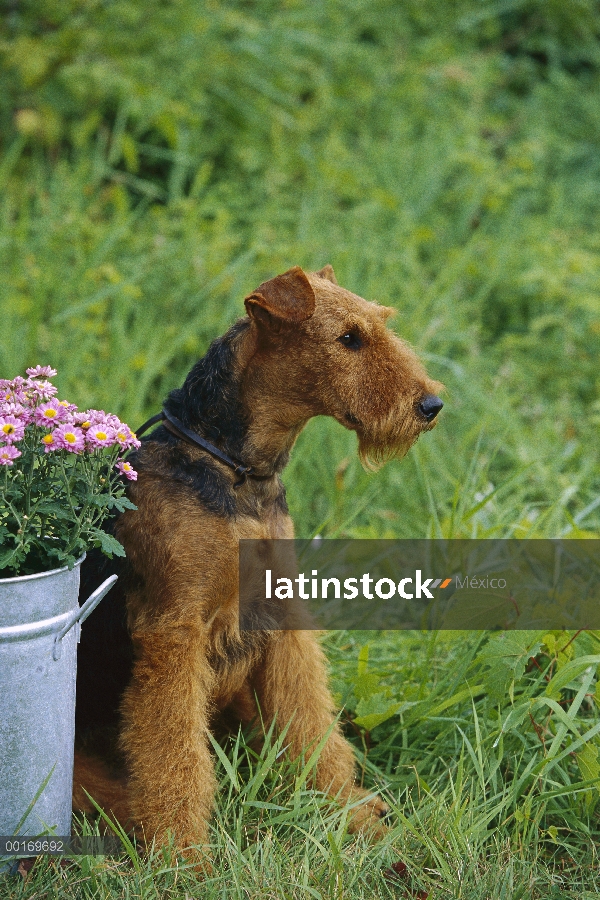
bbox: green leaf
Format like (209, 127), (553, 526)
(576, 741), (600, 789)
(429, 685), (485, 716)
(207, 732), (240, 792)
(0, 540), (20, 569)
(354, 672), (381, 700)
(108, 496), (137, 512)
(354, 692), (401, 732)
(35, 501), (71, 519)
(493, 702), (530, 747)
(357, 643), (369, 675)
(545, 655), (600, 700)
(90, 528), (126, 558)
(87, 494), (113, 508)
(477, 631), (544, 702)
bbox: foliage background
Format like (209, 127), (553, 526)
(2, 1), (600, 896)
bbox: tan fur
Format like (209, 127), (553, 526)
(72, 750), (130, 825)
(73, 266), (443, 860)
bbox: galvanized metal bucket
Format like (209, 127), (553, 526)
(0, 555), (116, 843)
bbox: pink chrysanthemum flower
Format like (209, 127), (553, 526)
(54, 423), (85, 453)
(26, 365), (58, 378)
(25, 379), (58, 401)
(1, 378), (31, 406)
(41, 431), (58, 453)
(73, 411), (93, 429)
(57, 399), (78, 413)
(0, 445), (21, 465)
(1, 388), (26, 405)
(114, 423), (141, 449)
(0, 402), (31, 422)
(116, 459), (138, 481)
(84, 409), (112, 426)
(0, 415), (26, 444)
(86, 424), (116, 448)
(34, 400), (67, 426)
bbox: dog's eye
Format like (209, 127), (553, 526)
(337, 332), (362, 350)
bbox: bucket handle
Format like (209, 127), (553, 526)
(52, 575), (118, 661)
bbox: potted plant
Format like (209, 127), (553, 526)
(0, 365), (139, 852)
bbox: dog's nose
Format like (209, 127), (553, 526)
(419, 394), (443, 422)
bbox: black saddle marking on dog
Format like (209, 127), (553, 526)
(165, 318), (251, 460)
(133, 318), (288, 519)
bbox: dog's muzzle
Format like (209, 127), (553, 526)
(418, 394), (444, 422)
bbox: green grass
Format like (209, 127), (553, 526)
(2, 676), (599, 898)
(2, 0), (600, 895)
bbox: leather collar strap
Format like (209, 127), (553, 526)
(135, 409), (267, 488)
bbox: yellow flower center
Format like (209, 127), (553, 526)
(96, 431), (107, 441)
(58, 401), (69, 407)
(123, 463), (132, 471)
(44, 408), (57, 419)
(42, 434), (54, 445)
(81, 421), (91, 429)
(117, 431), (126, 441)
(2, 424), (15, 434)
(64, 432), (77, 444)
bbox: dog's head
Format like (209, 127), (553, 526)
(244, 266), (443, 467)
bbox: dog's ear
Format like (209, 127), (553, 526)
(245, 266), (316, 331)
(375, 303), (396, 322)
(316, 264), (337, 284)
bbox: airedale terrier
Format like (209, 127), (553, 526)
(74, 265), (443, 858)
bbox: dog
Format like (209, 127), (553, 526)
(73, 264), (443, 860)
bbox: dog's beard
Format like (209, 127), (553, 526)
(355, 408), (434, 471)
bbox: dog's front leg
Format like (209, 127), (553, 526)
(119, 625), (216, 861)
(252, 630), (388, 836)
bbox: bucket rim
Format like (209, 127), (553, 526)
(0, 553), (86, 586)
(0, 608), (72, 642)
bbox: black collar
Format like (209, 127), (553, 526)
(135, 409), (272, 488)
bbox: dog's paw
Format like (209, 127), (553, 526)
(346, 787), (391, 840)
